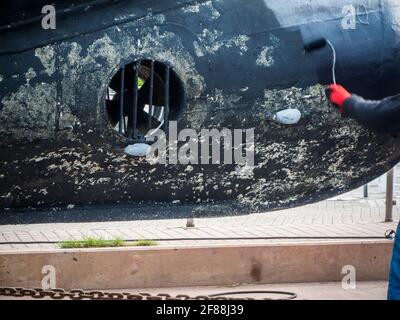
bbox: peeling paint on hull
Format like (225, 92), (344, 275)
(1, 0), (400, 218)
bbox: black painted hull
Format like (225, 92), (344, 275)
(1, 0), (400, 218)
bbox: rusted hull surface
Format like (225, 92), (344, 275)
(1, 0), (400, 218)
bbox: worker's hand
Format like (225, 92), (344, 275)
(327, 84), (352, 113)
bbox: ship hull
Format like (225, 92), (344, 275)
(1, 0), (400, 218)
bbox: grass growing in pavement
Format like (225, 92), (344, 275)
(129, 240), (158, 247)
(58, 237), (158, 249)
(58, 237), (125, 249)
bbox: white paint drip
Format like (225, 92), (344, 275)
(273, 109), (302, 125)
(125, 144), (152, 157)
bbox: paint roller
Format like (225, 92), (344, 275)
(304, 38), (337, 85)
(269, 38), (338, 125)
(304, 38), (328, 51)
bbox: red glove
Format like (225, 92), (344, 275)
(327, 84), (352, 113)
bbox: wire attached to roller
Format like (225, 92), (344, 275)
(304, 38), (337, 84)
(326, 39), (337, 85)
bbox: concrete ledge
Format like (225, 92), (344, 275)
(0, 241), (393, 290)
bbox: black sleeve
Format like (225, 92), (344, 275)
(342, 93), (400, 134)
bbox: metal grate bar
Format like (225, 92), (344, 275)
(108, 60), (178, 141)
(163, 65), (170, 131)
(131, 60), (140, 140)
(118, 66), (125, 134)
(147, 60), (155, 131)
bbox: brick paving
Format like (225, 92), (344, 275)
(0, 198), (398, 250)
(1, 168), (400, 251)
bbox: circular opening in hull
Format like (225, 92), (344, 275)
(105, 59), (185, 142)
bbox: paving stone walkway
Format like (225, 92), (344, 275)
(1, 167), (400, 251)
(0, 197), (398, 250)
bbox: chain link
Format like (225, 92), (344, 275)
(0, 287), (296, 300)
